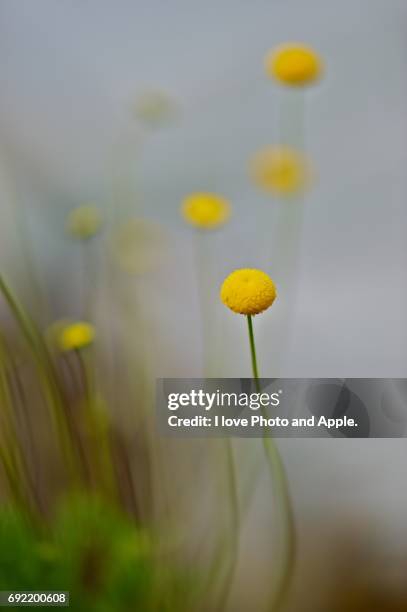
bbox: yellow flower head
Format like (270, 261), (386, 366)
(265, 43), (323, 87)
(221, 269), (277, 316)
(181, 193), (231, 229)
(66, 205), (102, 240)
(111, 218), (168, 275)
(58, 322), (95, 352)
(134, 90), (177, 127)
(250, 146), (313, 197)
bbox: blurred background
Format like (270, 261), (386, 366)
(1, 1), (407, 610)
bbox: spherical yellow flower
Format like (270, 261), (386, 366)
(58, 322), (95, 351)
(111, 218), (167, 274)
(265, 43), (323, 87)
(66, 205), (102, 240)
(221, 269), (277, 316)
(134, 90), (177, 127)
(181, 193), (231, 229)
(250, 146), (313, 197)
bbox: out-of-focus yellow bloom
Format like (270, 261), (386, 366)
(46, 319), (72, 348)
(58, 322), (95, 351)
(265, 43), (323, 87)
(66, 205), (102, 240)
(111, 219), (167, 275)
(134, 90), (177, 127)
(181, 193), (231, 229)
(250, 146), (313, 197)
(221, 269), (277, 316)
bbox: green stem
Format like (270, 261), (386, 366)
(278, 90), (305, 150)
(246, 314), (296, 612)
(272, 89), (306, 376)
(75, 347), (117, 501)
(194, 231), (210, 375)
(247, 315), (259, 385)
(261, 436), (296, 612)
(211, 438), (240, 612)
(0, 274), (79, 483)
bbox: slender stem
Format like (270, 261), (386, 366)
(262, 436), (296, 612)
(245, 314), (296, 612)
(247, 315), (260, 386)
(212, 438), (240, 612)
(194, 231), (211, 375)
(0, 274), (79, 482)
(193, 237), (240, 608)
(272, 89), (306, 377)
(278, 90), (305, 150)
(75, 347), (117, 501)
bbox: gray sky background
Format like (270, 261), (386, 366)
(0, 0), (406, 378)
(1, 4), (407, 596)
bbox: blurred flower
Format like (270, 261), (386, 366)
(250, 146), (313, 197)
(111, 219), (167, 275)
(181, 193), (231, 229)
(46, 319), (73, 348)
(58, 322), (95, 352)
(66, 205), (102, 240)
(220, 269), (277, 315)
(265, 43), (323, 87)
(133, 90), (178, 127)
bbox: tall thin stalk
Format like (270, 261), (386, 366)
(0, 275), (79, 483)
(194, 233), (240, 610)
(246, 314), (296, 612)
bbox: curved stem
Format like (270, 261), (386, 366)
(214, 437), (240, 612)
(246, 315), (296, 612)
(0, 275), (79, 482)
(262, 435), (296, 612)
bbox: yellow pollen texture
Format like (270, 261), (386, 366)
(220, 269), (277, 315)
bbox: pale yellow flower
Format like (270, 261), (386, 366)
(111, 219), (167, 274)
(134, 90), (177, 127)
(250, 146), (313, 197)
(66, 205), (102, 240)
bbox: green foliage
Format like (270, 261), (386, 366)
(0, 496), (193, 611)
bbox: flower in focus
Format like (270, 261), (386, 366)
(265, 43), (323, 87)
(220, 269), (277, 315)
(134, 90), (178, 127)
(66, 205), (102, 240)
(58, 322), (95, 352)
(181, 193), (231, 229)
(250, 146), (313, 197)
(111, 218), (168, 275)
